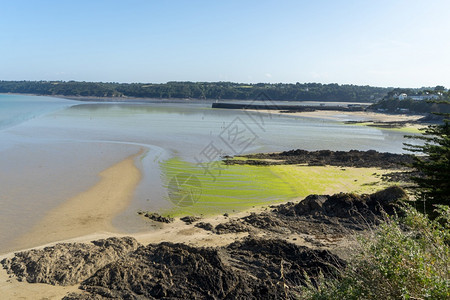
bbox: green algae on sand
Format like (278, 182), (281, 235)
(345, 121), (424, 134)
(160, 157), (396, 217)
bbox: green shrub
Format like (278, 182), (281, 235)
(302, 205), (449, 299)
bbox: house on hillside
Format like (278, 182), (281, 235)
(398, 93), (408, 100)
(410, 94), (440, 101)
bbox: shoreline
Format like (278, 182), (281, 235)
(0, 184), (409, 299)
(0, 204), (273, 299)
(2, 148), (410, 255)
(2, 93), (375, 104)
(246, 108), (425, 122)
(0, 146), (411, 298)
(1, 93), (213, 104)
(6, 149), (144, 254)
(245, 109), (427, 133)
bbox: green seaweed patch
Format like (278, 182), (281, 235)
(344, 121), (423, 134)
(160, 158), (395, 217)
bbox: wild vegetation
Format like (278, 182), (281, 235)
(301, 205), (449, 299)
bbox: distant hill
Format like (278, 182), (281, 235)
(369, 87), (450, 115)
(0, 80), (391, 102)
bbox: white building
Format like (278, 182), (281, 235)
(398, 93), (408, 100)
(410, 95), (439, 101)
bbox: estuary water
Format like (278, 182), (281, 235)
(0, 94), (415, 253)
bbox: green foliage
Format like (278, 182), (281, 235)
(370, 87), (450, 114)
(0, 80), (390, 102)
(404, 100), (450, 214)
(370, 98), (450, 114)
(301, 205), (450, 299)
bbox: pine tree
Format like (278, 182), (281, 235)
(404, 100), (450, 215)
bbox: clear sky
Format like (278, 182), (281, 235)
(1, 0), (449, 88)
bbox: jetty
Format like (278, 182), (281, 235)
(211, 102), (368, 111)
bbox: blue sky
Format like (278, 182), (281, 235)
(1, 0), (449, 87)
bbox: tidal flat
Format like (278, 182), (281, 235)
(0, 94), (420, 253)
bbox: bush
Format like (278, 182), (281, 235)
(302, 205), (449, 299)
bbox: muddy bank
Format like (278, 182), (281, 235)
(2, 187), (407, 299)
(225, 149), (413, 169)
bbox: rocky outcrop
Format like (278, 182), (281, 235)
(1, 237), (139, 286)
(226, 149), (413, 169)
(276, 185), (408, 219)
(215, 219), (251, 235)
(200, 186), (408, 237)
(180, 215), (201, 224)
(2, 187), (408, 299)
(195, 222), (215, 232)
(138, 212), (174, 223)
(65, 238), (344, 299)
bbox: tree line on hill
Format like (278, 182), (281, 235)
(0, 80), (390, 102)
(370, 86), (450, 115)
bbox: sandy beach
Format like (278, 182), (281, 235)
(244, 109), (426, 134)
(0, 207), (262, 300)
(0, 176), (408, 299)
(247, 109), (424, 123)
(0, 164), (400, 298)
(286, 110), (424, 122)
(9, 149), (144, 253)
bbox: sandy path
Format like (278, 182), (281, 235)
(9, 149), (143, 253)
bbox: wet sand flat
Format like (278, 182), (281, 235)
(10, 149), (143, 252)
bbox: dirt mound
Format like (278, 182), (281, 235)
(65, 238), (343, 299)
(1, 237), (139, 286)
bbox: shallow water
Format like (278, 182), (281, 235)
(0, 94), (418, 253)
